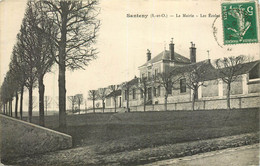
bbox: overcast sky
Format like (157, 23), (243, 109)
(0, 0), (259, 110)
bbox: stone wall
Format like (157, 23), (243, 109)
(223, 76), (243, 95)
(0, 115), (72, 161)
(202, 80), (219, 97)
(88, 94), (259, 112)
(248, 82), (260, 93)
(128, 95), (260, 111)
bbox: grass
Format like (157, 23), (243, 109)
(5, 108), (260, 165)
(62, 108), (259, 154)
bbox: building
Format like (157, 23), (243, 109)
(105, 85), (122, 109)
(103, 40), (260, 111)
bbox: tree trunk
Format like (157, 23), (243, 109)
(227, 83), (231, 110)
(28, 85), (33, 123)
(143, 95), (146, 112)
(127, 90), (130, 112)
(9, 99), (13, 117)
(192, 87), (198, 111)
(20, 85), (24, 119)
(114, 98), (117, 113)
(15, 91), (19, 118)
(3, 103), (5, 114)
(8, 101), (10, 116)
(102, 100), (105, 113)
(192, 92), (195, 111)
(93, 99), (95, 113)
(164, 95), (167, 111)
(8, 101), (11, 116)
(11, 100), (13, 116)
(38, 76), (45, 126)
(58, 63), (66, 129)
(78, 103), (80, 114)
(5, 103), (8, 115)
(58, 9), (68, 131)
(7, 102), (9, 116)
(45, 97), (48, 116)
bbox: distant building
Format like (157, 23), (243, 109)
(105, 88), (122, 109)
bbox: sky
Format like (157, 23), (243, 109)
(0, 0), (259, 110)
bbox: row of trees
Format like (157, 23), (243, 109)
(67, 94), (83, 114)
(0, 0), (100, 129)
(88, 88), (107, 113)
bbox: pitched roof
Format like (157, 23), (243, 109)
(217, 60), (260, 77)
(126, 77), (139, 86)
(169, 59), (219, 81)
(106, 89), (122, 98)
(170, 59), (260, 81)
(139, 50), (190, 67)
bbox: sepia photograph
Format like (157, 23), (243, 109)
(0, 0), (259, 165)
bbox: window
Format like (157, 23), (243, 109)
(132, 89), (136, 99)
(142, 73), (145, 78)
(180, 78), (186, 93)
(155, 69), (159, 77)
(153, 87), (156, 97)
(167, 82), (172, 94)
(157, 86), (160, 96)
(125, 90), (128, 100)
(140, 89), (143, 98)
(148, 72), (151, 78)
(167, 87), (172, 94)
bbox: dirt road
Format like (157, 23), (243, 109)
(147, 144), (259, 166)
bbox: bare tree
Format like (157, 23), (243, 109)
(75, 94), (83, 114)
(40, 0), (100, 129)
(18, 1), (56, 126)
(32, 96), (38, 110)
(10, 46), (27, 119)
(122, 77), (138, 112)
(26, 96), (38, 110)
(15, 6), (42, 122)
(68, 95), (77, 113)
(138, 77), (149, 112)
(109, 85), (119, 113)
(215, 55), (248, 109)
(88, 90), (98, 113)
(155, 72), (181, 111)
(182, 64), (207, 111)
(44, 96), (52, 116)
(9, 62), (22, 118)
(0, 72), (17, 116)
(98, 88), (107, 113)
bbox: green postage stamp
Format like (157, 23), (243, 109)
(221, 1), (258, 45)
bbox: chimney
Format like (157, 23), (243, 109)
(147, 49), (151, 61)
(169, 38), (174, 60)
(190, 42), (196, 63)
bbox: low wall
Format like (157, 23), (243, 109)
(0, 114), (72, 161)
(127, 95), (260, 111)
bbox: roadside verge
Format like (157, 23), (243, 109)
(0, 114), (72, 162)
(102, 132), (259, 165)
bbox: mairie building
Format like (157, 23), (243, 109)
(102, 40), (260, 112)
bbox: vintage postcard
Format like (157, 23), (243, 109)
(0, 0), (259, 165)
